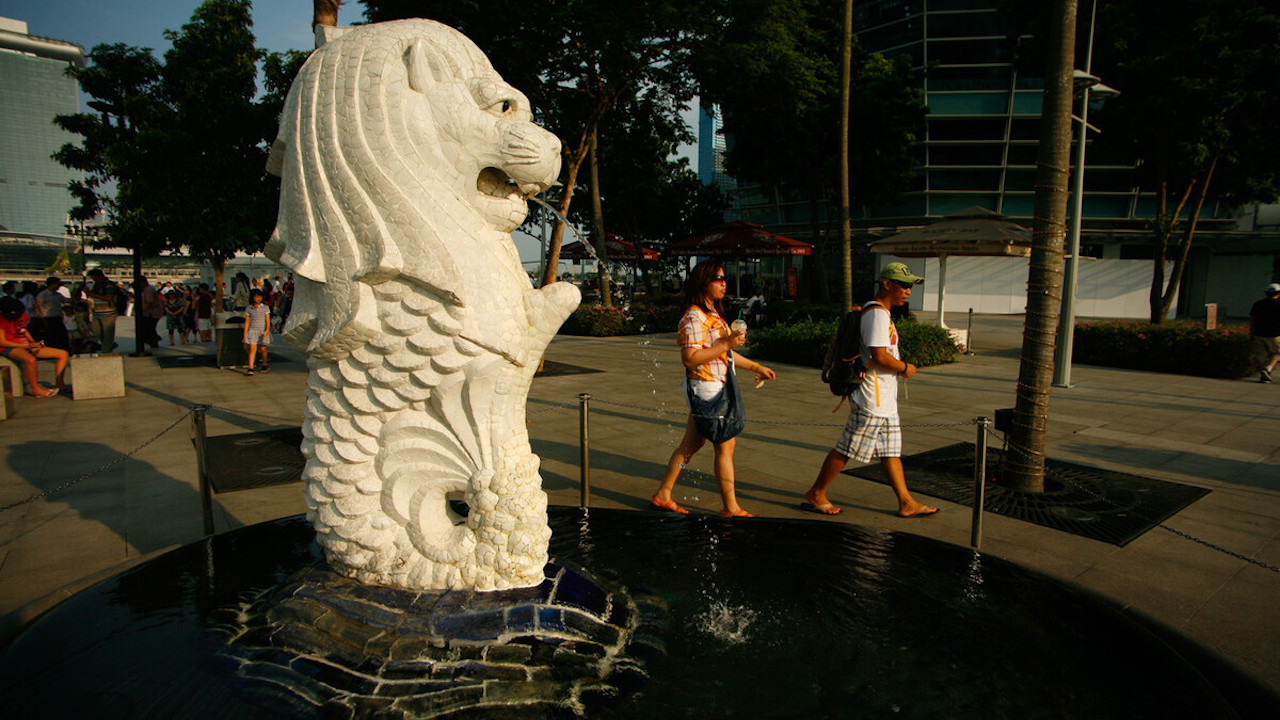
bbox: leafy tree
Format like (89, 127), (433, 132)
(361, 0), (719, 289)
(53, 44), (165, 281)
(590, 93), (727, 294)
(1092, 0), (1280, 322)
(692, 0), (925, 303)
(55, 1), (307, 309)
(152, 0), (305, 306)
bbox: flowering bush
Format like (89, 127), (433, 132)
(558, 299), (687, 336)
(1072, 320), (1255, 378)
(625, 299), (687, 334)
(560, 304), (631, 336)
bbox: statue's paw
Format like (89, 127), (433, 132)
(540, 281), (581, 320)
(526, 282), (581, 342)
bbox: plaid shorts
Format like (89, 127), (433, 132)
(835, 407), (902, 463)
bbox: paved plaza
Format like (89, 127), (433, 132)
(1, 314), (1278, 697)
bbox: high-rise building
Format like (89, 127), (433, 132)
(702, 1), (1278, 318)
(0, 17), (86, 239)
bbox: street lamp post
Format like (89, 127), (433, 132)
(1052, 0), (1118, 388)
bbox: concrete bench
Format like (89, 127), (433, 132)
(0, 355), (22, 398)
(70, 353), (126, 400)
(0, 365), (14, 419)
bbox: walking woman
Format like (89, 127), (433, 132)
(651, 260), (776, 517)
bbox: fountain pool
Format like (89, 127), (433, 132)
(1, 508), (1271, 719)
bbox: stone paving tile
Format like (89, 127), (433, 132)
(3, 315), (1279, 696)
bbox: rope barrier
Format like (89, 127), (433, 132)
(207, 405), (303, 424)
(0, 408), (196, 512)
(3, 392), (1270, 573)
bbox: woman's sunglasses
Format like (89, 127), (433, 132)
(710, 276), (727, 284)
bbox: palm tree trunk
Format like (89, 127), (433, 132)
(589, 128), (612, 307)
(1005, 0), (1078, 493)
(313, 1), (340, 28)
(838, 0), (854, 311)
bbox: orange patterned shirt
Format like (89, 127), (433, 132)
(678, 306), (730, 382)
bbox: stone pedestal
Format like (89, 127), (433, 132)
(0, 355), (22, 398)
(0, 365), (14, 419)
(70, 353), (126, 400)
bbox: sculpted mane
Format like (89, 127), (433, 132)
(266, 20), (528, 361)
(262, 19), (578, 592)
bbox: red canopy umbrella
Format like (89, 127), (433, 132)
(669, 222), (812, 296)
(559, 233), (659, 262)
(667, 221), (813, 258)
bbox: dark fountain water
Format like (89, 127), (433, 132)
(1, 507), (1275, 719)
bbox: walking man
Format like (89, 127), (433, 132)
(801, 262), (939, 518)
(1250, 282), (1280, 383)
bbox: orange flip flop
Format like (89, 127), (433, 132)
(651, 495), (688, 514)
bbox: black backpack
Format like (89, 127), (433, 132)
(821, 302), (880, 397)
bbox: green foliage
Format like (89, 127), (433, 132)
(745, 315), (958, 368)
(1094, 0), (1280, 321)
(559, 299), (689, 336)
(693, 0), (926, 207)
(560, 304), (634, 337)
(155, 0), (280, 263)
(744, 316), (836, 368)
(53, 0), (309, 271)
(364, 0), (725, 286)
(626, 299), (687, 334)
(52, 43), (164, 252)
(897, 319), (960, 367)
(1072, 320), (1255, 379)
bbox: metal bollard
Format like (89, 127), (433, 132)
(971, 416), (990, 549)
(578, 393), (591, 508)
(192, 404), (215, 536)
(965, 308), (976, 355)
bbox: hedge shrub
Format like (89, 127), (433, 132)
(559, 300), (687, 336)
(560, 304), (631, 336)
(1072, 320), (1255, 378)
(746, 315), (959, 369)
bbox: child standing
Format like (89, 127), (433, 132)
(243, 289), (271, 375)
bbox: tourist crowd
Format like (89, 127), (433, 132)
(0, 272), (295, 396)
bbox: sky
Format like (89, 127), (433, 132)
(2, 0), (319, 56)
(2, 0), (698, 268)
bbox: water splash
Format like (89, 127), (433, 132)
(528, 195), (615, 276)
(694, 600), (758, 645)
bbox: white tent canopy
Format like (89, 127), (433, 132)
(868, 207), (1032, 328)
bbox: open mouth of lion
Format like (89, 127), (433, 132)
(477, 167), (543, 201)
(476, 167), (546, 232)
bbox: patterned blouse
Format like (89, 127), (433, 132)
(678, 305), (730, 383)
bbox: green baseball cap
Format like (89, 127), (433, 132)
(879, 262), (924, 285)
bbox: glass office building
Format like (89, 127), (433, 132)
(700, 0), (1276, 317)
(0, 17), (86, 239)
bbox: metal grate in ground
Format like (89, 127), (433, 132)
(844, 442), (1210, 546)
(155, 353), (219, 369)
(204, 427), (304, 493)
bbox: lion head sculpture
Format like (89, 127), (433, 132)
(266, 18), (565, 363)
(265, 20), (580, 592)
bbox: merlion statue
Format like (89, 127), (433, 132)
(264, 19), (580, 592)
